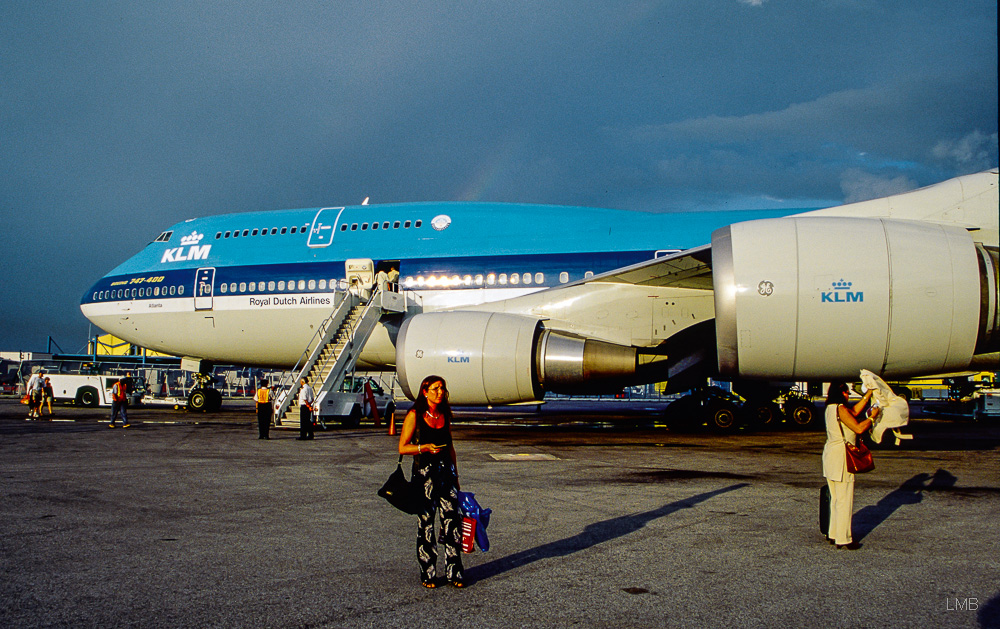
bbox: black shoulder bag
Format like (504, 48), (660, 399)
(378, 455), (425, 514)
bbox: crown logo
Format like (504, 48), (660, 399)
(832, 279), (852, 290)
(180, 231), (204, 246)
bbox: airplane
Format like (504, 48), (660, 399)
(80, 169), (999, 427)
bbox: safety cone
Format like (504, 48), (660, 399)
(388, 406), (396, 436)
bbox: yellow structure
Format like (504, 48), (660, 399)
(88, 334), (174, 358)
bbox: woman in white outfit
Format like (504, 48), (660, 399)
(822, 381), (877, 550)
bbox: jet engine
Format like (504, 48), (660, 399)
(712, 217), (998, 380)
(396, 311), (638, 404)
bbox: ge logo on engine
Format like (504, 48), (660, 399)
(758, 281), (774, 297)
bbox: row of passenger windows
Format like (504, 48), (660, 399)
(220, 279), (345, 294)
(402, 270), (593, 288)
(341, 219), (420, 232)
(215, 225), (308, 239)
(94, 285), (186, 301)
(211, 219), (423, 240)
(92, 268), (598, 301)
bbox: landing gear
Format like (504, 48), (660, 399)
(663, 386), (742, 433)
(186, 373), (222, 412)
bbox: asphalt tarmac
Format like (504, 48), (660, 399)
(2, 398), (998, 628)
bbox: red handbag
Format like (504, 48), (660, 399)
(845, 439), (874, 474)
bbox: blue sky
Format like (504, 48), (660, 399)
(1, 1), (997, 352)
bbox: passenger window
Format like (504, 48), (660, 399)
(219, 284), (227, 294)
(523, 273), (531, 284)
(301, 225), (308, 232)
(475, 275), (484, 286)
(252, 229), (259, 236)
(249, 282), (256, 292)
(242, 229), (249, 237)
(372, 222), (379, 230)
(463, 275), (472, 285)
(510, 274), (520, 285)
(270, 228), (277, 235)
(280, 227), (287, 235)
(307, 279), (316, 290)
(278, 281), (285, 291)
(351, 224), (358, 231)
(584, 271), (594, 278)
(499, 273), (508, 285)
(239, 282), (246, 292)
(393, 221), (401, 229)
(297, 280), (305, 290)
(341, 225), (348, 231)
(169, 286), (176, 296)
(559, 272), (569, 283)
(131, 289), (137, 298)
(215, 232), (221, 239)
(415, 220), (422, 228)
(266, 281), (274, 291)
(319, 279), (327, 290)
(225, 231), (231, 238)
(290, 226), (297, 234)
(229, 283), (236, 293)
(361, 223), (368, 230)
(486, 274), (496, 286)
(404, 220), (411, 228)
(382, 222), (390, 229)
(535, 273), (544, 284)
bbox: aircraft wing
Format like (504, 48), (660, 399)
(580, 245), (714, 290)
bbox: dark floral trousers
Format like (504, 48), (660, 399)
(412, 456), (464, 583)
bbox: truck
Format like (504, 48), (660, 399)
(44, 374), (144, 407)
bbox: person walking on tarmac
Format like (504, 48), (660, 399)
(108, 377), (130, 428)
(296, 377), (315, 440)
(255, 379), (272, 439)
(42, 377), (54, 418)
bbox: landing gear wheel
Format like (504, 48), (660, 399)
(664, 397), (697, 433)
(188, 389), (208, 412)
(787, 401), (818, 430)
(206, 388), (223, 412)
(706, 400), (739, 433)
(746, 401), (783, 430)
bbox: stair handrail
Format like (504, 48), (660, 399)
(273, 290), (356, 420)
(308, 287), (385, 398)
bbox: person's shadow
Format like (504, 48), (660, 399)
(467, 483), (749, 582)
(854, 469), (956, 542)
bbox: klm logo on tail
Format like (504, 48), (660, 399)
(161, 231), (211, 263)
(822, 279), (863, 303)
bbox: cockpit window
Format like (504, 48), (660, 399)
(154, 231), (173, 243)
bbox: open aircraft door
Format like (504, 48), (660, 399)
(194, 267), (215, 310)
(307, 207), (345, 248)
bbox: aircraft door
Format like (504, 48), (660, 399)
(194, 267), (215, 310)
(307, 207), (345, 248)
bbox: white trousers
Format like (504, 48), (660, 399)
(827, 477), (855, 545)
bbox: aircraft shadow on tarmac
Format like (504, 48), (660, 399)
(467, 483), (749, 583)
(853, 469), (957, 542)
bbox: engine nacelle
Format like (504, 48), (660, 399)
(712, 217), (997, 380)
(396, 311), (637, 404)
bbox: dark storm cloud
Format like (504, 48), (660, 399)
(1, 0), (996, 351)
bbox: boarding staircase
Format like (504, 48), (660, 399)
(273, 288), (405, 429)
